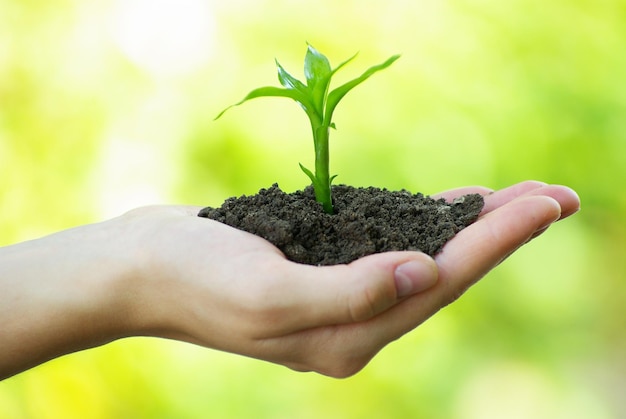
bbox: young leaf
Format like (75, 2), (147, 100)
(299, 162), (317, 184)
(276, 60), (307, 92)
(331, 51), (359, 76)
(215, 86), (313, 120)
(324, 54), (400, 126)
(304, 45), (332, 87)
(304, 45), (332, 112)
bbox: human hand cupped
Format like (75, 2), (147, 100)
(123, 180), (579, 378)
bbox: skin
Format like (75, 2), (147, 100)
(0, 181), (580, 380)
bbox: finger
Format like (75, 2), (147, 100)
(262, 251), (438, 334)
(432, 181), (580, 220)
(433, 180), (547, 205)
(431, 186), (493, 202)
(435, 195), (562, 296)
(478, 181), (579, 221)
(480, 180), (548, 210)
(353, 194), (562, 345)
(508, 184), (580, 220)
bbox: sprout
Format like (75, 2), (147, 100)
(216, 44), (400, 214)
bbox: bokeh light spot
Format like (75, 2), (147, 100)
(110, 0), (216, 78)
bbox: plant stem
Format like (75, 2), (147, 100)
(313, 124), (333, 214)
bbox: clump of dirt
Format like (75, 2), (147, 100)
(198, 184), (484, 266)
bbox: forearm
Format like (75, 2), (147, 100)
(0, 220), (139, 380)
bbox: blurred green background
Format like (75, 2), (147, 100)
(1, 0), (624, 417)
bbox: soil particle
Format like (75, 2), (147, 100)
(198, 184), (484, 266)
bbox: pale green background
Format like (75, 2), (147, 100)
(1, 0), (624, 418)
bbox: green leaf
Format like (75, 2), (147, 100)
(215, 86), (313, 120)
(304, 45), (332, 86)
(331, 51), (359, 76)
(276, 59), (307, 92)
(304, 45), (332, 112)
(324, 54), (400, 125)
(299, 162), (318, 184)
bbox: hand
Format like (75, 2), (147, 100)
(0, 180), (580, 380)
(122, 180), (580, 378)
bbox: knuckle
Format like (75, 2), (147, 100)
(439, 277), (470, 308)
(347, 280), (395, 322)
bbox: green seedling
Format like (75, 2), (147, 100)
(216, 45), (400, 214)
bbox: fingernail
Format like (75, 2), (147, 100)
(394, 259), (438, 298)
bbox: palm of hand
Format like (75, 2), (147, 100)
(125, 181), (579, 377)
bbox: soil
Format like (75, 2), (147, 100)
(198, 184), (484, 266)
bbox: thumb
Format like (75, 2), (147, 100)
(279, 251), (438, 330)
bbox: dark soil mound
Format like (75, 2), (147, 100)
(198, 184), (484, 266)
